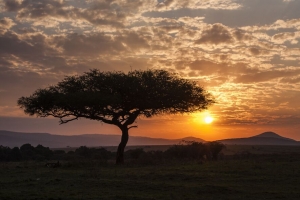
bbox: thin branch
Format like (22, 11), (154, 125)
(59, 116), (79, 124)
(128, 125), (138, 130)
(124, 110), (140, 126)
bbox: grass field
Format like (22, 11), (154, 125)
(1, 146), (300, 200)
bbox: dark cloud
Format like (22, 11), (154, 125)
(233, 29), (252, 41)
(280, 76), (300, 84)
(0, 31), (46, 56)
(195, 24), (233, 45)
(189, 60), (228, 75)
(3, 0), (149, 28)
(0, 26), (153, 75)
(115, 30), (150, 50)
(54, 28), (165, 55)
(273, 32), (295, 40)
(234, 69), (300, 83)
(249, 47), (261, 56)
(144, 0), (300, 28)
(3, 0), (75, 18)
(0, 17), (15, 30)
(269, 54), (300, 67)
(187, 60), (257, 77)
(3, 0), (24, 12)
(52, 33), (125, 56)
(0, 66), (60, 106)
(156, 0), (175, 9)
(0, 30), (68, 71)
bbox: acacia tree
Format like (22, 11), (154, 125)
(18, 69), (214, 164)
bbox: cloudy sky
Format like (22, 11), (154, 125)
(1, 0), (300, 141)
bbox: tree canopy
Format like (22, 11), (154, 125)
(18, 69), (214, 164)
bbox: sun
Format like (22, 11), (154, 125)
(204, 116), (214, 124)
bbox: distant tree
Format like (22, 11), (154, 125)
(35, 144), (53, 160)
(164, 141), (207, 160)
(75, 146), (91, 158)
(0, 146), (11, 161)
(207, 142), (225, 160)
(126, 148), (145, 159)
(10, 147), (22, 161)
(20, 143), (36, 160)
(18, 69), (214, 164)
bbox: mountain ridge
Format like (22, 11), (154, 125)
(218, 131), (299, 145)
(0, 130), (204, 148)
(252, 131), (294, 140)
(1, 130), (299, 148)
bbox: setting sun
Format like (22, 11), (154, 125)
(204, 116), (214, 124)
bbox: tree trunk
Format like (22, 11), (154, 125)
(116, 127), (129, 164)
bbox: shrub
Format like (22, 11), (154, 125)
(0, 146), (11, 161)
(35, 145), (53, 160)
(126, 148), (145, 159)
(20, 143), (36, 160)
(164, 141), (225, 161)
(10, 147), (22, 161)
(207, 141), (226, 160)
(164, 141), (207, 160)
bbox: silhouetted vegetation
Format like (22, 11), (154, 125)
(1, 146), (300, 200)
(18, 69), (214, 164)
(0, 141), (225, 163)
(164, 141), (225, 161)
(1, 144), (53, 161)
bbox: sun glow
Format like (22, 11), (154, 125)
(192, 112), (215, 125)
(204, 116), (214, 124)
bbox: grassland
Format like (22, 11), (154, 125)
(1, 146), (300, 200)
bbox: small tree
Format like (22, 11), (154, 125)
(207, 141), (225, 160)
(10, 147), (22, 161)
(18, 69), (214, 164)
(20, 143), (36, 160)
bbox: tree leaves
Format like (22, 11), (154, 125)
(18, 69), (214, 126)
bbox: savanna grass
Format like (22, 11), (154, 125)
(1, 153), (300, 200)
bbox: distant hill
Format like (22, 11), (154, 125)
(218, 132), (300, 145)
(2, 130), (298, 148)
(0, 130), (205, 148)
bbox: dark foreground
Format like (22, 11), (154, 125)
(1, 153), (300, 200)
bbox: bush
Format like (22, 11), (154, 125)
(164, 141), (207, 160)
(164, 141), (225, 161)
(10, 147), (22, 161)
(20, 143), (36, 160)
(74, 146), (112, 161)
(0, 141), (225, 163)
(125, 148), (145, 159)
(207, 141), (226, 160)
(35, 145), (53, 160)
(0, 146), (11, 161)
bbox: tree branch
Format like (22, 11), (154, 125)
(59, 117), (79, 124)
(128, 125), (138, 130)
(124, 110), (140, 127)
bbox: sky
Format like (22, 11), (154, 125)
(0, 0), (300, 141)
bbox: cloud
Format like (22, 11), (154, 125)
(195, 24), (233, 45)
(232, 29), (252, 41)
(249, 47), (261, 56)
(234, 69), (300, 83)
(272, 32), (300, 44)
(0, 17), (15, 30)
(156, 0), (241, 11)
(0, 31), (47, 56)
(52, 33), (125, 56)
(3, 0), (156, 28)
(280, 76), (300, 83)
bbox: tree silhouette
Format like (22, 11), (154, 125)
(18, 69), (214, 164)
